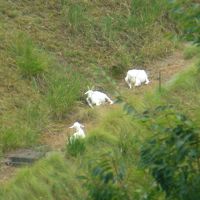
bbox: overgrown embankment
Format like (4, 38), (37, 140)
(0, 0), (176, 153)
(0, 45), (199, 200)
(0, 0), (200, 200)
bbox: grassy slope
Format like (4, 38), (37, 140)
(0, 0), (176, 153)
(1, 0), (200, 200)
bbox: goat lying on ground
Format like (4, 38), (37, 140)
(125, 69), (150, 88)
(85, 89), (113, 108)
(69, 122), (85, 143)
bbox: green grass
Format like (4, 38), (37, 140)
(66, 137), (86, 157)
(10, 33), (49, 77)
(183, 45), (200, 59)
(62, 2), (88, 33)
(46, 66), (87, 119)
(0, 153), (86, 200)
(0, 101), (49, 152)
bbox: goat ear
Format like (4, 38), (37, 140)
(69, 125), (74, 129)
(85, 91), (89, 95)
(80, 124), (84, 128)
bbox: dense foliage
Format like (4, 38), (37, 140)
(168, 0), (200, 44)
(81, 153), (130, 200)
(140, 106), (200, 200)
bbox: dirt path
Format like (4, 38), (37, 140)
(0, 165), (17, 184)
(148, 50), (191, 83)
(0, 49), (192, 184)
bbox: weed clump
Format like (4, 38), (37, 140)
(11, 33), (48, 77)
(66, 137), (86, 157)
(46, 66), (86, 120)
(62, 2), (88, 33)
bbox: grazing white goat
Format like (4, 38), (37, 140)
(125, 69), (150, 88)
(85, 88), (113, 108)
(69, 122), (85, 143)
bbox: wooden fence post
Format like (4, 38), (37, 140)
(159, 70), (161, 92)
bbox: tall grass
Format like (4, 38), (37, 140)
(46, 66), (86, 119)
(128, 0), (166, 27)
(0, 101), (49, 152)
(101, 16), (115, 42)
(0, 153), (86, 200)
(11, 33), (48, 77)
(66, 137), (86, 157)
(0, 126), (37, 152)
(62, 2), (88, 33)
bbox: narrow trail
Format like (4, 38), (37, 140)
(0, 49), (192, 184)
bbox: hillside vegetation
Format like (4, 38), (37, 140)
(0, 0), (177, 153)
(0, 0), (200, 200)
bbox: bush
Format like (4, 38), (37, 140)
(140, 107), (200, 200)
(80, 152), (163, 200)
(80, 152), (130, 200)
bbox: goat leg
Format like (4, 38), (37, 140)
(86, 97), (94, 108)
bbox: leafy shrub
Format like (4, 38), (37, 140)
(80, 152), (130, 200)
(11, 33), (48, 77)
(86, 130), (118, 154)
(66, 137), (86, 157)
(117, 130), (139, 163)
(140, 107), (200, 200)
(80, 151), (163, 200)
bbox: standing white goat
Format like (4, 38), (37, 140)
(85, 88), (113, 108)
(69, 122), (85, 143)
(125, 69), (150, 88)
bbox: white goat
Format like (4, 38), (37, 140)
(69, 122), (85, 143)
(85, 89), (113, 108)
(125, 69), (150, 88)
